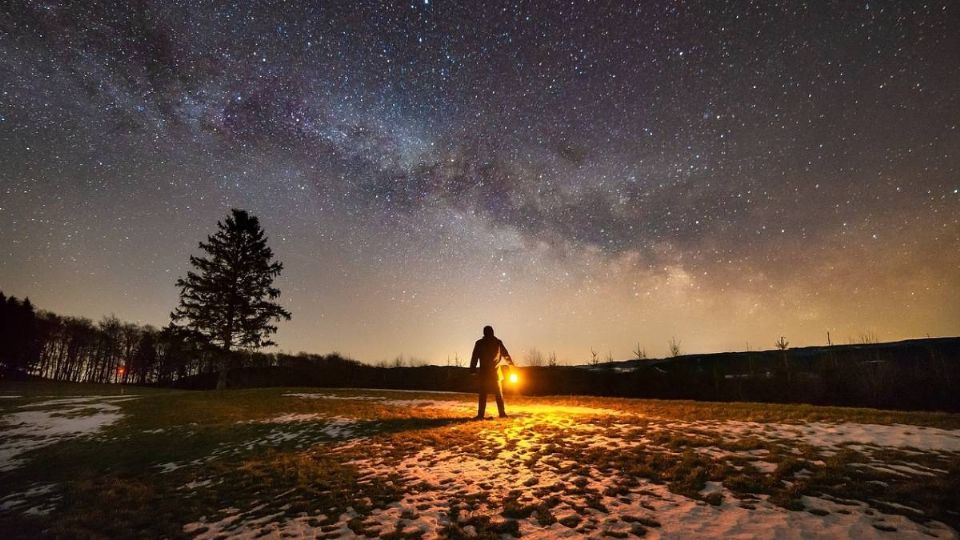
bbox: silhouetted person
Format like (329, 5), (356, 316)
(469, 325), (515, 419)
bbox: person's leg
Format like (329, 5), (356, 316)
(477, 390), (487, 418)
(495, 379), (506, 417)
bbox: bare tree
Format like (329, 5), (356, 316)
(632, 342), (647, 360)
(668, 337), (682, 358)
(548, 351), (558, 367)
(589, 348), (600, 366)
(526, 348), (544, 367)
(778, 337), (792, 383)
(605, 350), (615, 364)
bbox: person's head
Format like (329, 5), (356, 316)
(483, 325), (494, 337)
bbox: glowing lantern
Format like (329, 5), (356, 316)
(499, 365), (520, 386)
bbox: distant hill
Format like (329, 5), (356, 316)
(584, 336), (959, 371)
(175, 337), (960, 412)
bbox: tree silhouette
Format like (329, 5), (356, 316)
(131, 328), (159, 383)
(525, 348), (544, 367)
(547, 351), (558, 367)
(171, 209), (291, 390)
(668, 337), (682, 357)
(776, 336), (791, 383)
(0, 295), (39, 374)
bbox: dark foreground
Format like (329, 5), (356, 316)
(1, 383), (959, 538)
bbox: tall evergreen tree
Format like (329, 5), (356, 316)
(171, 209), (291, 389)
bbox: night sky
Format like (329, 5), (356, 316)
(1, 1), (958, 363)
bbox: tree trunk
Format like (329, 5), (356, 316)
(216, 349), (230, 390)
(217, 317), (235, 391)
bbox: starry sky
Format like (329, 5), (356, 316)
(1, 1), (958, 364)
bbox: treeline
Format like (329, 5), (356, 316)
(174, 338), (960, 413)
(4, 291), (959, 412)
(0, 291), (280, 384)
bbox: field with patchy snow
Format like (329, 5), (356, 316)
(1, 383), (959, 539)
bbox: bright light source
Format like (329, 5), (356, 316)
(509, 372), (519, 384)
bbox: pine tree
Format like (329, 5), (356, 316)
(171, 209), (291, 389)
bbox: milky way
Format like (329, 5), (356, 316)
(1, 1), (958, 363)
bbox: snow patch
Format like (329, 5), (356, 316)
(0, 396), (135, 471)
(179, 479), (217, 491)
(718, 421), (960, 452)
(184, 507), (353, 539)
(0, 483), (59, 516)
(154, 417), (360, 473)
(283, 393), (383, 401)
(256, 413), (324, 423)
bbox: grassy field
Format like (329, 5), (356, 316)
(1, 382), (959, 539)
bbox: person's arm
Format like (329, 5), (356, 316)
(500, 341), (515, 366)
(469, 341), (480, 373)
